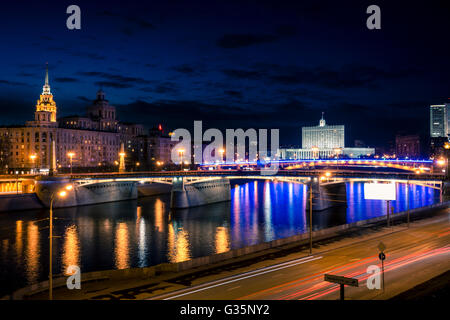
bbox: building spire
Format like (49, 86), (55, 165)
(319, 112), (326, 127)
(42, 62), (51, 95)
(45, 62), (49, 85)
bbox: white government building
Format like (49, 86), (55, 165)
(279, 113), (375, 160)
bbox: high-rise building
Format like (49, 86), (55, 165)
(430, 104), (447, 138)
(446, 102), (450, 138)
(302, 113), (344, 149)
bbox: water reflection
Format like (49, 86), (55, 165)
(0, 180), (440, 296)
(168, 222), (191, 263)
(15, 220), (23, 262)
(62, 225), (80, 275)
(114, 222), (130, 269)
(215, 226), (230, 254)
(25, 222), (39, 283)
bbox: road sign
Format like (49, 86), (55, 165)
(324, 274), (359, 287)
(378, 241), (386, 252)
(379, 252), (386, 261)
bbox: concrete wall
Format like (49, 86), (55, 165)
(0, 193), (43, 213)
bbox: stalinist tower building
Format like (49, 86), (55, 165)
(33, 63), (58, 124)
(0, 64), (148, 173)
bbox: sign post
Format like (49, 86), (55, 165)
(364, 182), (396, 228)
(378, 242), (386, 293)
(324, 274), (359, 300)
(386, 200), (390, 227)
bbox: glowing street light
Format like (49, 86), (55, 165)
(178, 148), (185, 170)
(119, 151), (126, 173)
(48, 184), (74, 300)
(30, 154), (37, 173)
(437, 158), (446, 166)
(67, 152), (75, 175)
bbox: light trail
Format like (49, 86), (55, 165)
(301, 246), (450, 300)
(150, 255), (323, 300)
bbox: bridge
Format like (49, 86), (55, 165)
(0, 166), (447, 212)
(200, 158), (440, 174)
(0, 157), (447, 199)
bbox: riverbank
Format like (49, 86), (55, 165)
(5, 200), (448, 300)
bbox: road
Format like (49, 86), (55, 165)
(151, 211), (450, 300)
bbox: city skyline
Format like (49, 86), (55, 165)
(0, 1), (449, 148)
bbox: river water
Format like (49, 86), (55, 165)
(0, 180), (439, 296)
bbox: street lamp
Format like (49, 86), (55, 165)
(48, 184), (73, 300)
(119, 151), (126, 173)
(30, 154), (37, 174)
(219, 148), (225, 163)
(67, 152), (75, 175)
(178, 148), (185, 170)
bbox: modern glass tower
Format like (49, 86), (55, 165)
(430, 105), (447, 138)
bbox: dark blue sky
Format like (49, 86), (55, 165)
(0, 0), (449, 147)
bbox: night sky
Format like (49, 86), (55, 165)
(0, 0), (449, 148)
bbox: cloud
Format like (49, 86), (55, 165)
(224, 90), (243, 99)
(54, 77), (79, 83)
(140, 82), (178, 94)
(0, 79), (27, 86)
(222, 64), (422, 90)
(217, 34), (278, 48)
(78, 71), (153, 88)
(172, 64), (196, 74)
(97, 10), (155, 37)
(77, 96), (91, 102)
(95, 81), (133, 89)
(222, 69), (265, 80)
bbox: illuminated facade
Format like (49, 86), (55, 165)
(279, 114), (374, 160)
(302, 113), (344, 149)
(430, 104), (447, 138)
(0, 66), (170, 173)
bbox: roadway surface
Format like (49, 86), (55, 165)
(151, 211), (450, 300)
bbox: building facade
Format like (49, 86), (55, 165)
(279, 114), (374, 160)
(395, 134), (421, 158)
(430, 104), (447, 138)
(0, 66), (172, 173)
(302, 113), (344, 149)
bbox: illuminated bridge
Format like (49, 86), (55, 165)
(0, 158), (447, 197)
(200, 158), (442, 175)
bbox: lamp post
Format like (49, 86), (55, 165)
(178, 149), (185, 171)
(48, 184), (73, 300)
(119, 152), (126, 173)
(30, 154), (37, 174)
(219, 148), (225, 163)
(67, 152), (75, 175)
(309, 181), (313, 255)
